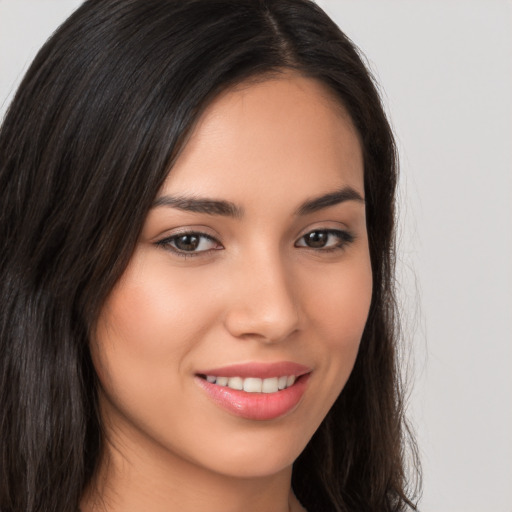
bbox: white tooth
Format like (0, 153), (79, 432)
(278, 375), (288, 390)
(262, 377), (279, 393)
(227, 376), (243, 390)
(243, 377), (262, 393)
(206, 375), (216, 383)
(286, 375), (296, 387)
(216, 376), (228, 386)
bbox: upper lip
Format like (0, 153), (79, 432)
(196, 361), (312, 379)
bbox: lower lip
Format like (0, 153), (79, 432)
(195, 374), (310, 421)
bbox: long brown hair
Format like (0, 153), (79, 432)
(0, 1), (420, 511)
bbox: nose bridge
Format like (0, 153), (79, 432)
(224, 244), (300, 342)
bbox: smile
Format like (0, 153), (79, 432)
(195, 362), (311, 420)
(200, 375), (296, 393)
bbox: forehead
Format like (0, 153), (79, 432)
(162, 73), (364, 200)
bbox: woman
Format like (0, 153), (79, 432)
(0, 0), (420, 511)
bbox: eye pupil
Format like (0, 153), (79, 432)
(305, 231), (328, 248)
(175, 234), (200, 251)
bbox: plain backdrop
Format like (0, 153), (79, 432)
(1, 1), (511, 511)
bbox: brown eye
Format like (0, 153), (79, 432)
(295, 229), (355, 251)
(156, 232), (222, 256)
(303, 231), (329, 248)
(174, 234), (201, 251)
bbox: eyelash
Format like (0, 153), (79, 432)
(156, 229), (355, 258)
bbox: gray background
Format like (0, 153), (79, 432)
(1, 1), (511, 510)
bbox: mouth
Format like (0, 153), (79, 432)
(196, 374), (299, 393)
(195, 362), (311, 421)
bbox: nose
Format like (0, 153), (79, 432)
(223, 249), (300, 343)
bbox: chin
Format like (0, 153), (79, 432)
(175, 420), (315, 480)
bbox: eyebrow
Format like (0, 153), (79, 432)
(295, 186), (364, 215)
(152, 186), (364, 218)
(152, 195), (244, 218)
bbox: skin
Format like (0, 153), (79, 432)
(83, 73), (372, 512)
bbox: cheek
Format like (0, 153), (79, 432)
(89, 254), (222, 448)
(306, 254), (373, 348)
(94, 255), (217, 367)
(301, 252), (372, 401)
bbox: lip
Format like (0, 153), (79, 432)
(195, 361), (312, 421)
(196, 361), (311, 379)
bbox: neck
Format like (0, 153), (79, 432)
(80, 426), (304, 512)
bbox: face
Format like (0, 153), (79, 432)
(92, 74), (372, 480)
